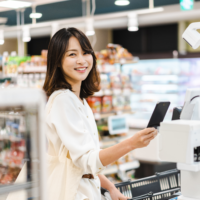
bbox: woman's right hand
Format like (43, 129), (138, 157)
(130, 128), (158, 149)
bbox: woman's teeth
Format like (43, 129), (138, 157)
(75, 68), (86, 71)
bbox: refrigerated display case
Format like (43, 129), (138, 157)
(0, 88), (47, 200)
(120, 58), (200, 127)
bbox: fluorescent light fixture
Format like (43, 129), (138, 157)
(85, 18), (95, 36)
(23, 37), (31, 42)
(29, 13), (42, 19)
(128, 26), (138, 31)
(128, 13), (139, 32)
(0, 30), (4, 45)
(115, 0), (130, 6)
(0, 0), (32, 9)
(22, 27), (31, 42)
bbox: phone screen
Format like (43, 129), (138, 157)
(147, 102), (170, 129)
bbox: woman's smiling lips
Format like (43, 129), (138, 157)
(74, 67), (88, 73)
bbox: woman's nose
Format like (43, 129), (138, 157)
(77, 55), (86, 64)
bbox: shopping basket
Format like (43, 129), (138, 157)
(101, 169), (181, 200)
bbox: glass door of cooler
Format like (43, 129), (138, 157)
(0, 89), (46, 200)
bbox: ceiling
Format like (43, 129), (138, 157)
(0, 0), (200, 26)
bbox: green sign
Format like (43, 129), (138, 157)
(180, 0), (194, 11)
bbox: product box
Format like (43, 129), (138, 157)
(87, 96), (102, 113)
(102, 96), (112, 113)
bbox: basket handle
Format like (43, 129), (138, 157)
(155, 169), (179, 176)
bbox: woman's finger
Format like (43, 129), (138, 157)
(143, 128), (156, 135)
(144, 130), (157, 139)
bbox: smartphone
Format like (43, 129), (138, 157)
(147, 102), (170, 129)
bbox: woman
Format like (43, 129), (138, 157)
(43, 27), (157, 200)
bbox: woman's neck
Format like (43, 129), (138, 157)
(64, 76), (83, 103)
(71, 82), (83, 103)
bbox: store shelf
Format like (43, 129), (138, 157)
(131, 74), (199, 77)
(102, 160), (140, 176)
(18, 66), (47, 73)
(94, 89), (134, 97)
(118, 160), (140, 171)
(115, 59), (138, 64)
(94, 110), (133, 120)
(94, 112), (115, 120)
(102, 165), (118, 175)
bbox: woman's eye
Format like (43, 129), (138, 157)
(69, 53), (76, 56)
(84, 52), (90, 55)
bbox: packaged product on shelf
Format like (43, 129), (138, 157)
(110, 73), (121, 89)
(95, 43), (134, 65)
(121, 74), (132, 89)
(87, 96), (102, 113)
(112, 95), (124, 111)
(0, 115), (26, 185)
(102, 96), (112, 113)
(31, 54), (47, 66)
(41, 49), (48, 65)
(3, 56), (31, 77)
(123, 95), (131, 110)
(100, 74), (111, 90)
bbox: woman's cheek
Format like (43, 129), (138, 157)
(88, 55), (93, 67)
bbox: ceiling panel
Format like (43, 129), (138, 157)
(154, 0), (180, 7)
(0, 0), (199, 26)
(95, 0), (149, 14)
(25, 0), (82, 24)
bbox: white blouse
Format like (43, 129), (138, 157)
(45, 89), (105, 200)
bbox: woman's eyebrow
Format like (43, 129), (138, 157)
(66, 49), (78, 52)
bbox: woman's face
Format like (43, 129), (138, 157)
(62, 36), (93, 86)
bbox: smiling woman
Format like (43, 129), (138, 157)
(43, 27), (157, 200)
(43, 27), (100, 98)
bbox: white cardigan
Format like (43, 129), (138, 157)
(45, 89), (105, 200)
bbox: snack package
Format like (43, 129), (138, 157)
(87, 97), (102, 113)
(110, 73), (121, 89)
(95, 43), (134, 65)
(102, 96), (112, 113)
(100, 74), (111, 90)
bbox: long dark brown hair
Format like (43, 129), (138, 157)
(43, 27), (100, 98)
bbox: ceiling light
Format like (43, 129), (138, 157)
(85, 18), (95, 36)
(128, 13), (139, 32)
(128, 26), (138, 31)
(115, 0), (130, 6)
(22, 27), (31, 42)
(29, 13), (42, 19)
(0, 0), (32, 9)
(0, 30), (4, 45)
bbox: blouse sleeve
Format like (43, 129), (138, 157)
(50, 92), (105, 175)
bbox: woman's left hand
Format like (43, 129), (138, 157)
(108, 187), (129, 200)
